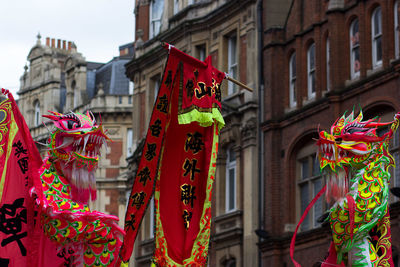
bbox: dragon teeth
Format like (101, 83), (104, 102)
(83, 135), (89, 152)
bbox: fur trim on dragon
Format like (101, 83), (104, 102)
(31, 110), (124, 266)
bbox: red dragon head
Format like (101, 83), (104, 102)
(43, 110), (110, 203)
(317, 110), (399, 203)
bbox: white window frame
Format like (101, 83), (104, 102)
(127, 128), (133, 157)
(289, 53), (297, 108)
(307, 43), (316, 99)
(372, 6), (383, 68)
(226, 147), (237, 213)
(34, 100), (40, 126)
(395, 1), (400, 59)
(149, 0), (163, 39)
(350, 19), (361, 79)
(326, 38), (330, 91)
(227, 34), (238, 95)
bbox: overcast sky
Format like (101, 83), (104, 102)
(0, 0), (135, 98)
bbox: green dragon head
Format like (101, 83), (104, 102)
(43, 110), (110, 203)
(317, 110), (399, 202)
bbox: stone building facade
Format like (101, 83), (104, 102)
(259, 0), (400, 266)
(17, 35), (134, 227)
(125, 0), (259, 266)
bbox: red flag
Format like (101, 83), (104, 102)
(0, 89), (43, 266)
(119, 44), (225, 265)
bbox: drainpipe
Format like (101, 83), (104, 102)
(257, 0), (265, 266)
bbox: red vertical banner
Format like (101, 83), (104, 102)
(0, 89), (43, 266)
(119, 45), (225, 266)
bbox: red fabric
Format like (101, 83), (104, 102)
(119, 45), (224, 265)
(321, 242), (345, 267)
(0, 90), (42, 266)
(290, 185), (326, 267)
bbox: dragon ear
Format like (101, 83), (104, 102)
(42, 111), (63, 121)
(42, 114), (59, 121)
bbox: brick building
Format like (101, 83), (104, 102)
(18, 35), (134, 226)
(259, 0), (400, 266)
(125, 0), (259, 266)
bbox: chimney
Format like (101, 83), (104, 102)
(68, 41), (72, 50)
(46, 37), (50, 46)
(51, 38), (55, 48)
(62, 40), (66, 50)
(57, 39), (61, 48)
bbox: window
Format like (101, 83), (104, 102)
(188, 0), (194, 5)
(226, 147), (236, 212)
(227, 34), (238, 95)
(149, 0), (164, 38)
(326, 38), (330, 91)
(149, 196), (154, 238)
(289, 53), (297, 108)
(128, 81), (134, 104)
(395, 1), (400, 58)
(372, 6), (383, 68)
(350, 19), (360, 79)
(151, 75), (160, 103)
(34, 100), (40, 126)
(297, 143), (324, 231)
(127, 128), (133, 157)
(119, 96), (123, 104)
(307, 43), (316, 99)
(174, 0), (179, 15)
(129, 81), (134, 94)
(225, 258), (236, 267)
(195, 44), (206, 61)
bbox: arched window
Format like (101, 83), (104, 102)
(296, 138), (323, 230)
(395, 1), (399, 58)
(307, 43), (316, 99)
(372, 6), (383, 68)
(326, 37), (330, 91)
(350, 18), (360, 79)
(226, 147), (236, 213)
(34, 100), (40, 126)
(289, 52), (297, 107)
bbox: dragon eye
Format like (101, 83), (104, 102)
(60, 119), (80, 130)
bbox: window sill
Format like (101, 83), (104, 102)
(285, 105), (297, 113)
(302, 96), (316, 106)
(366, 65), (383, 76)
(345, 75), (360, 86)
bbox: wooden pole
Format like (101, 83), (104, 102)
(225, 76), (253, 92)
